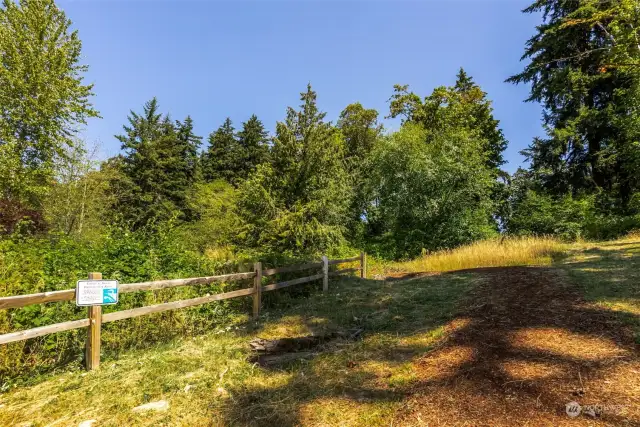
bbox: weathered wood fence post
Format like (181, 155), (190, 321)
(253, 262), (262, 319)
(86, 272), (102, 371)
(360, 252), (367, 279)
(322, 256), (329, 292)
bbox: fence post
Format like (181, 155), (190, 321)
(360, 252), (367, 279)
(86, 272), (102, 371)
(253, 262), (262, 319)
(322, 256), (329, 292)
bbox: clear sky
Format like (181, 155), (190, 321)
(60, 0), (543, 173)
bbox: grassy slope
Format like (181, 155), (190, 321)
(0, 236), (638, 426)
(0, 272), (479, 426)
(562, 236), (640, 343)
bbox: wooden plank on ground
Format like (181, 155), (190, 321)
(102, 287), (254, 323)
(262, 274), (324, 292)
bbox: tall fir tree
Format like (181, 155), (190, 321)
(112, 98), (200, 228)
(507, 0), (640, 211)
(453, 68), (508, 174)
(201, 118), (241, 184)
(237, 84), (351, 255)
(236, 114), (270, 181)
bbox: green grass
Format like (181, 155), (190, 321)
(2, 235), (639, 426)
(0, 272), (479, 427)
(560, 235), (640, 343)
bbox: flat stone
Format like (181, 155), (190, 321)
(78, 420), (97, 427)
(132, 400), (169, 413)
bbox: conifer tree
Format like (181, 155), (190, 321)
(236, 114), (269, 181)
(238, 84), (351, 255)
(201, 118), (240, 183)
(508, 0), (640, 210)
(112, 98), (200, 228)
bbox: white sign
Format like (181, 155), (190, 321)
(76, 280), (119, 306)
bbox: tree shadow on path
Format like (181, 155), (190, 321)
(217, 262), (639, 426)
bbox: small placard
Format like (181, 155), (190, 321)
(76, 280), (119, 306)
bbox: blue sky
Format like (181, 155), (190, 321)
(60, 0), (543, 173)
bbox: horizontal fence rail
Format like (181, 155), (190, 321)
(0, 252), (367, 370)
(0, 272), (258, 311)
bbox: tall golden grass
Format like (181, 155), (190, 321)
(386, 236), (566, 274)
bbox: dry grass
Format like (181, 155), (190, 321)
(376, 236), (565, 275)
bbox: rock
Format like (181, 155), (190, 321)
(183, 384), (193, 393)
(132, 400), (169, 413)
(216, 387), (228, 397)
(78, 420), (97, 427)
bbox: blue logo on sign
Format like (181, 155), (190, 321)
(103, 288), (117, 304)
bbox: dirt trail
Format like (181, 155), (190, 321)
(394, 267), (640, 426)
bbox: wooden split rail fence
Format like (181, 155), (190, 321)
(0, 252), (367, 370)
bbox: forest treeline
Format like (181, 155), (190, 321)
(1, 0), (639, 378)
(1, 0), (640, 261)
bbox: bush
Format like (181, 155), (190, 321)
(0, 225), (249, 385)
(507, 191), (591, 240)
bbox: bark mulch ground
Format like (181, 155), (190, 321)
(392, 266), (640, 426)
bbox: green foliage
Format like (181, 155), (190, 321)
(201, 118), (239, 183)
(237, 84), (351, 257)
(0, 0), (98, 232)
(337, 103), (383, 240)
(508, 189), (591, 240)
(112, 98), (201, 229)
(0, 225), (247, 382)
(389, 68), (508, 175)
(180, 180), (240, 252)
(43, 143), (112, 240)
(236, 115), (270, 181)
(366, 123), (496, 259)
(508, 0), (640, 210)
(201, 115), (270, 185)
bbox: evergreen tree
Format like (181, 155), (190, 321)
(236, 114), (269, 181)
(201, 118), (240, 183)
(112, 98), (200, 229)
(175, 115), (202, 183)
(237, 84), (351, 255)
(507, 0), (640, 211)
(453, 68), (508, 173)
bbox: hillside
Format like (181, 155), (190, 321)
(1, 238), (638, 426)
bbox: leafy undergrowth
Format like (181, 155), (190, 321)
(372, 236), (565, 276)
(0, 272), (479, 426)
